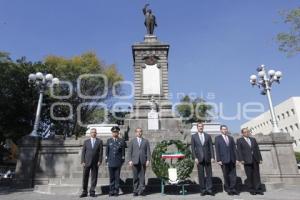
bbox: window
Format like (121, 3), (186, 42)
(285, 127), (288, 133)
(290, 125), (294, 132)
(295, 123), (299, 130)
(263, 122), (266, 126)
(280, 128), (284, 132)
(291, 109), (295, 115)
(286, 111), (290, 117)
(266, 121), (269, 125)
(282, 113), (285, 119)
(277, 115), (280, 120)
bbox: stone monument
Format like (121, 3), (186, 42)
(124, 8), (182, 135)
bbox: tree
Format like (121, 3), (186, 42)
(0, 51), (123, 142)
(42, 52), (123, 138)
(277, 7), (300, 56)
(176, 95), (213, 124)
(0, 54), (40, 142)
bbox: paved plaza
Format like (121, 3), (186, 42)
(1, 186), (300, 200)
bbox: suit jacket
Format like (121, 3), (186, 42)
(81, 138), (103, 167)
(191, 132), (215, 163)
(105, 137), (125, 168)
(237, 137), (262, 164)
(127, 137), (151, 165)
(215, 134), (237, 164)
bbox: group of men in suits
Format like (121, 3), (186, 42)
(80, 122), (263, 197)
(80, 126), (150, 198)
(191, 122), (264, 196)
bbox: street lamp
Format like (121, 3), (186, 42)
(249, 64), (282, 133)
(28, 72), (59, 137)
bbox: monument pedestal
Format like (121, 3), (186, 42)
(148, 110), (159, 130)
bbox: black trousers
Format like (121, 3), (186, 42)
(197, 161), (213, 192)
(82, 164), (99, 194)
(132, 163), (146, 194)
(221, 162), (237, 192)
(244, 162), (261, 192)
(109, 167), (121, 194)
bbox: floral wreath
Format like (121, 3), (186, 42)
(151, 140), (194, 180)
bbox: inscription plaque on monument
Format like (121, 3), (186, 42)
(142, 64), (161, 95)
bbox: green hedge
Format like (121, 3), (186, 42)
(295, 152), (300, 162)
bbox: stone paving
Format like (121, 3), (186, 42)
(1, 186), (300, 200)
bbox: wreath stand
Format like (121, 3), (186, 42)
(160, 153), (188, 195)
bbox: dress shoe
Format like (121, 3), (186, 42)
(227, 191), (233, 195)
(109, 193), (114, 197)
(250, 191), (256, 195)
(133, 193), (138, 196)
(79, 193), (87, 198)
(231, 189), (238, 195)
(256, 191), (264, 195)
(206, 190), (214, 196)
(89, 193), (96, 197)
(138, 191), (145, 196)
(200, 192), (206, 196)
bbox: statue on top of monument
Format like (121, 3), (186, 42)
(143, 4), (157, 35)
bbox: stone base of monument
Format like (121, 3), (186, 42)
(15, 129), (300, 194)
(85, 123), (118, 136)
(190, 122), (222, 135)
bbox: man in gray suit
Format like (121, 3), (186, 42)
(80, 128), (103, 198)
(128, 128), (151, 196)
(191, 122), (215, 196)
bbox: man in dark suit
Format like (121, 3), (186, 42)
(191, 122), (215, 196)
(128, 128), (151, 196)
(237, 128), (263, 195)
(80, 128), (103, 198)
(215, 125), (238, 195)
(106, 126), (125, 196)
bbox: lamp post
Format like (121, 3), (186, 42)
(249, 65), (282, 133)
(28, 72), (59, 137)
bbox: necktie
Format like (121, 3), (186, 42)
(91, 139), (95, 148)
(247, 138), (251, 147)
(224, 135), (229, 146)
(138, 138), (141, 147)
(199, 133), (204, 145)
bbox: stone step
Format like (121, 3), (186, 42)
(49, 178), (110, 185)
(34, 180), (281, 195)
(264, 182), (285, 190)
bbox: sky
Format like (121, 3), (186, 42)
(0, 0), (299, 132)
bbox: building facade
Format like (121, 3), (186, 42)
(241, 97), (300, 152)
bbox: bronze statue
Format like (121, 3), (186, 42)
(143, 4), (157, 35)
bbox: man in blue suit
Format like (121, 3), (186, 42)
(215, 125), (238, 195)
